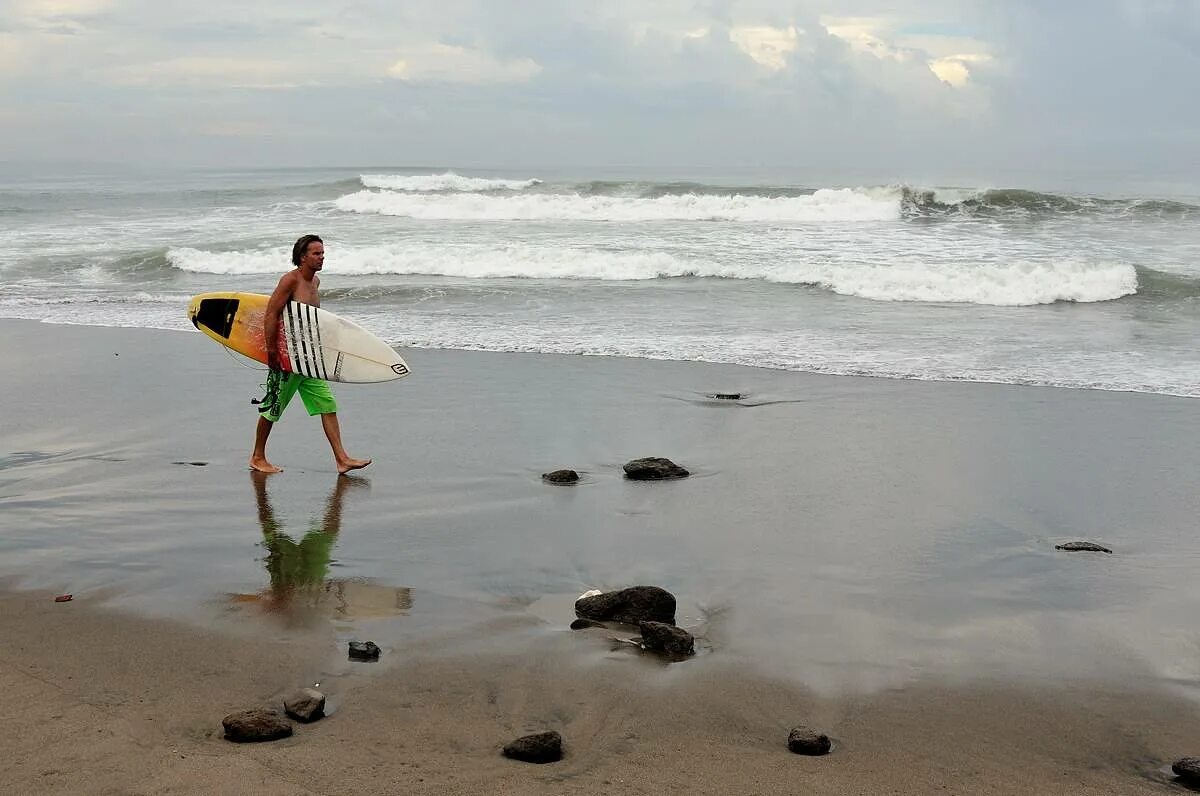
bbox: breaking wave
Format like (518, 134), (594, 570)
(333, 187), (900, 222)
(165, 244), (1137, 306)
(360, 173), (542, 192)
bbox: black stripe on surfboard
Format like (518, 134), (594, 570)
(297, 304), (316, 378)
(286, 303), (312, 377)
(302, 307), (316, 378)
(302, 304), (323, 380)
(315, 307), (330, 380)
(306, 303), (329, 380)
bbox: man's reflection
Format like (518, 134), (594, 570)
(244, 471), (410, 624)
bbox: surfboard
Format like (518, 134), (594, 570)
(187, 292), (410, 384)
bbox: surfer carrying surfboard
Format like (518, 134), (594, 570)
(249, 234), (371, 475)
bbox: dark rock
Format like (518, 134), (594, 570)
(222, 709), (293, 743)
(639, 620), (695, 658)
(503, 730), (563, 764)
(787, 726), (832, 756)
(710, 393), (742, 400)
(570, 618), (605, 630)
(348, 641), (381, 661)
(575, 586), (676, 626)
(1055, 541), (1113, 554)
(283, 688), (326, 722)
(622, 457), (689, 480)
(542, 469), (579, 484)
(1174, 757), (1200, 783)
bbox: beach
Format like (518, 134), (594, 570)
(3, 318), (1200, 793)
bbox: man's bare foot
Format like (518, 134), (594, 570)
(337, 457), (371, 475)
(249, 457), (283, 474)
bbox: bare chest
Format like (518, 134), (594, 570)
(291, 282), (320, 307)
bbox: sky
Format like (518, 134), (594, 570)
(0, 0), (1198, 180)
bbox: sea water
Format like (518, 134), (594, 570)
(2, 164), (1199, 396)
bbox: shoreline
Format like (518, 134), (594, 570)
(4, 314), (1197, 400)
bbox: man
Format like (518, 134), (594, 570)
(249, 234), (371, 475)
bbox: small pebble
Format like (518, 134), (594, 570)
(1174, 757), (1200, 783)
(787, 725), (832, 756)
(503, 730), (563, 764)
(222, 709), (293, 743)
(54, 594), (73, 603)
(1055, 541), (1113, 554)
(542, 469), (579, 484)
(283, 687), (326, 722)
(348, 640), (381, 661)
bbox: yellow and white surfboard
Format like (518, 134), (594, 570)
(187, 292), (410, 384)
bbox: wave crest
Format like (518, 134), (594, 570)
(899, 186), (1198, 218)
(165, 244), (1137, 305)
(167, 247), (288, 275)
(334, 187), (901, 222)
(803, 259), (1137, 305)
(360, 172), (542, 192)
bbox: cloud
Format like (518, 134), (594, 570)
(928, 53), (991, 87)
(388, 43), (541, 84)
(0, 0), (1196, 179)
(106, 56), (308, 89)
(0, 32), (28, 79)
(13, 0), (114, 18)
(821, 14), (994, 87)
(729, 24), (803, 71)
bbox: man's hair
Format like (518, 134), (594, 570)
(292, 234), (324, 266)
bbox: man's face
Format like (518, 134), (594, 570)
(301, 242), (325, 271)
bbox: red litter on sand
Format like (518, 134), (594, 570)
(54, 594), (73, 603)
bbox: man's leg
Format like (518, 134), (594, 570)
(319, 412), (371, 474)
(250, 372), (299, 473)
(249, 415), (283, 473)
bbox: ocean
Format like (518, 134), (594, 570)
(3, 165), (1199, 396)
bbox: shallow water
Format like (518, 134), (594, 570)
(4, 321), (1200, 700)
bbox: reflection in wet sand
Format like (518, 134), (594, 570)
(230, 472), (412, 624)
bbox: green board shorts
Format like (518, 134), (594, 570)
(259, 372), (338, 422)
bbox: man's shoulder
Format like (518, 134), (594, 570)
(271, 270), (300, 296)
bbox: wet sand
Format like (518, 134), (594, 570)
(3, 318), (1200, 793)
(3, 586), (1197, 795)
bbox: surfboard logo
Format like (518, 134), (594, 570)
(391, 363), (409, 376)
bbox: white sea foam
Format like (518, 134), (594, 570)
(165, 243), (1136, 305)
(928, 187), (987, 206)
(360, 173), (542, 192)
(0, 291), (186, 307)
(333, 187), (901, 222)
(168, 247), (289, 275)
(75, 263), (116, 285)
(777, 258), (1138, 305)
(168, 243), (706, 279)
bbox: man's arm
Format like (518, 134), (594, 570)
(263, 273), (296, 371)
